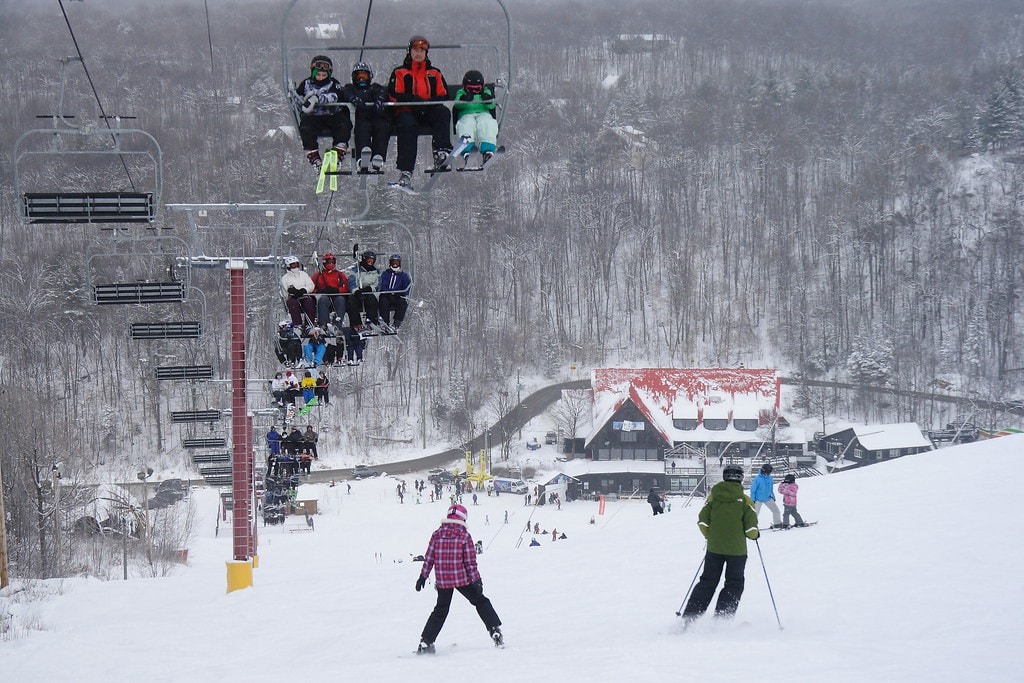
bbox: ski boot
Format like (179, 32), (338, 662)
(397, 170), (414, 189)
(432, 148), (450, 170)
(358, 146), (372, 173)
(490, 627), (504, 648)
(306, 150), (322, 173)
(371, 154), (384, 172)
(416, 641), (435, 655)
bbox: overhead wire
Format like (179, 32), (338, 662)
(56, 0), (137, 191)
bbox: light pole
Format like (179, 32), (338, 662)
(137, 466), (153, 564)
(828, 430), (882, 473)
(0, 452), (8, 588)
(52, 464), (62, 577)
(516, 369), (524, 440)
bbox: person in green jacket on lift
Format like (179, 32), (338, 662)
(681, 464), (760, 622)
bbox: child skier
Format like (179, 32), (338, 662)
(777, 473), (807, 528)
(340, 62), (390, 173)
(452, 69), (498, 165)
(414, 504), (503, 653)
(294, 55), (352, 172)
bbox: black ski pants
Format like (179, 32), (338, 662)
(394, 105), (452, 173)
(298, 112), (353, 152)
(682, 551), (747, 619)
(379, 293), (408, 327)
(353, 111), (391, 159)
(420, 579), (501, 645)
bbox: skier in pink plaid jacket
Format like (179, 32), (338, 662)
(414, 504), (503, 653)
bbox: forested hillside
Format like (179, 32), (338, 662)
(1, 0), (1023, 576)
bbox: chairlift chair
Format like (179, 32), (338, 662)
(280, 0), (513, 191)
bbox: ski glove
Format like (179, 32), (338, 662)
(459, 92), (475, 102)
(415, 575), (426, 592)
(302, 92), (319, 113)
(480, 91), (494, 101)
(374, 99), (386, 113)
(746, 529), (760, 540)
(349, 95), (365, 109)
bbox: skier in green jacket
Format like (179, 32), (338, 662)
(681, 464), (760, 622)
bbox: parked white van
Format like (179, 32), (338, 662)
(492, 478), (528, 494)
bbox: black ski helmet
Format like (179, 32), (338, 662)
(361, 249), (377, 261)
(783, 474), (796, 484)
(311, 55), (333, 75)
(462, 69), (485, 88)
(761, 463), (773, 475)
(722, 465), (744, 483)
(352, 61), (373, 87)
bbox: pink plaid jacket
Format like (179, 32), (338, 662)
(420, 520), (480, 589)
(778, 482), (799, 506)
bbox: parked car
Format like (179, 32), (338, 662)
(544, 431), (558, 445)
(526, 437), (541, 451)
(428, 470), (456, 484)
(352, 464), (380, 479)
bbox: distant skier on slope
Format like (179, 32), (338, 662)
(680, 464), (760, 623)
(414, 504), (504, 653)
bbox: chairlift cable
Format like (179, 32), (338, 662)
(57, 0), (137, 191)
(357, 0), (375, 64)
(203, 0), (217, 88)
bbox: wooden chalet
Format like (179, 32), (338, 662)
(819, 423), (934, 467)
(577, 368), (807, 497)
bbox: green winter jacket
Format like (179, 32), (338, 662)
(452, 86), (497, 121)
(697, 481), (760, 556)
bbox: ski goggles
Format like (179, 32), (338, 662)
(311, 60), (332, 72)
(409, 39), (429, 50)
(353, 71), (371, 86)
(323, 257), (336, 263)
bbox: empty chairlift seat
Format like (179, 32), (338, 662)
(131, 322), (204, 340)
(93, 281), (186, 305)
(183, 437), (227, 449)
(22, 192), (156, 224)
(152, 366), (212, 382)
(171, 409), (222, 423)
(191, 451), (231, 464)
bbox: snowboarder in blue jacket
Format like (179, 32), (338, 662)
(749, 463), (783, 528)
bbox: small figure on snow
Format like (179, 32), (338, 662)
(294, 55), (352, 171)
(452, 69), (498, 165)
(414, 504), (503, 653)
(680, 464), (760, 622)
(750, 463), (784, 529)
(387, 36), (453, 189)
(340, 62), (390, 173)
(648, 487), (664, 515)
(777, 473), (807, 528)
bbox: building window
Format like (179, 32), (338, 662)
(703, 418), (728, 431)
(734, 419), (758, 432)
(674, 418), (698, 430)
(620, 430), (638, 443)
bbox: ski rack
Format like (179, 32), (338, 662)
(280, 0), (513, 191)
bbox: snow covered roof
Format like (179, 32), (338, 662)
(559, 459), (666, 477)
(850, 423), (933, 450)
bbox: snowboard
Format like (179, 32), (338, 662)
(297, 397), (318, 417)
(759, 521), (817, 532)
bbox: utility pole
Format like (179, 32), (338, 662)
(52, 465), (62, 577)
(0, 453), (9, 588)
(516, 369), (523, 440)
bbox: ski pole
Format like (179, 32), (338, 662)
(754, 538), (783, 630)
(675, 552), (705, 616)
